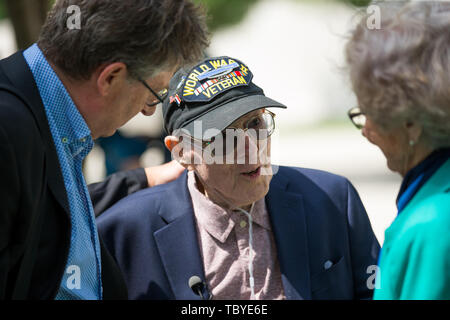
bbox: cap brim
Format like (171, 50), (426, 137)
(182, 94), (287, 140)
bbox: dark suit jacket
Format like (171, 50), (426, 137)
(97, 167), (380, 300)
(0, 51), (132, 299)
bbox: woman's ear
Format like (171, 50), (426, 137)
(405, 121), (423, 145)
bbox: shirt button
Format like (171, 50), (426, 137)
(62, 137), (68, 143)
(80, 138), (86, 143)
(240, 220), (247, 228)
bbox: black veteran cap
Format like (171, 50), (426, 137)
(163, 56), (287, 140)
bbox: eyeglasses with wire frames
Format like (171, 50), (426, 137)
(348, 107), (366, 130)
(139, 78), (169, 107)
(188, 110), (276, 155)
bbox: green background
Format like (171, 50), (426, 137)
(0, 0), (373, 29)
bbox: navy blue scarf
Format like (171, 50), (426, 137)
(396, 148), (450, 214)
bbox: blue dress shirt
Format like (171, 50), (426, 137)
(23, 44), (102, 300)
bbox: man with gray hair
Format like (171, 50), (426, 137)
(0, 0), (208, 299)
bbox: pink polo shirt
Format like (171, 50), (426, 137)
(187, 170), (285, 300)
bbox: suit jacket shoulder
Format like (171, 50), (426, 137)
(96, 177), (180, 237)
(0, 73), (41, 143)
(96, 175), (191, 300)
(274, 165), (353, 211)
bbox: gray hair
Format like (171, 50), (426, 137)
(346, 1), (450, 149)
(38, 0), (210, 81)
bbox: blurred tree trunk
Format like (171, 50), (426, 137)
(5, 0), (50, 50)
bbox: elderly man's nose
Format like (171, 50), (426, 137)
(243, 133), (259, 163)
(244, 132), (259, 150)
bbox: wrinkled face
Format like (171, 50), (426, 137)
(362, 116), (409, 174)
(188, 109), (273, 209)
(101, 69), (174, 137)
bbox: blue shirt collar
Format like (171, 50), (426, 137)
(23, 43), (91, 144)
(397, 147), (450, 213)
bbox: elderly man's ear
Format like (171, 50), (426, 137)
(164, 135), (196, 170)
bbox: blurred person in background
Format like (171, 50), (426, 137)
(0, 0), (208, 299)
(346, 0), (450, 299)
(97, 56), (380, 300)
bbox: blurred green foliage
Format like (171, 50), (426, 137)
(0, 0), (55, 20)
(0, 0), (371, 27)
(194, 0), (259, 31)
(341, 0), (372, 6)
(195, 0), (372, 31)
(0, 2), (6, 20)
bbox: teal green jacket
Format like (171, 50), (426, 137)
(374, 159), (450, 300)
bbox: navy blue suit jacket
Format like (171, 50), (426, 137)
(97, 166), (380, 300)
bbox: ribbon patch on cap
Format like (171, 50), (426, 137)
(169, 94), (181, 106)
(182, 58), (253, 103)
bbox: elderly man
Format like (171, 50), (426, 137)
(97, 57), (380, 300)
(0, 0), (208, 299)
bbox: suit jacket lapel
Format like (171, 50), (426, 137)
(154, 172), (206, 300)
(0, 52), (70, 216)
(266, 168), (312, 300)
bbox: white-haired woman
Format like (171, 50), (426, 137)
(345, 1), (450, 299)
